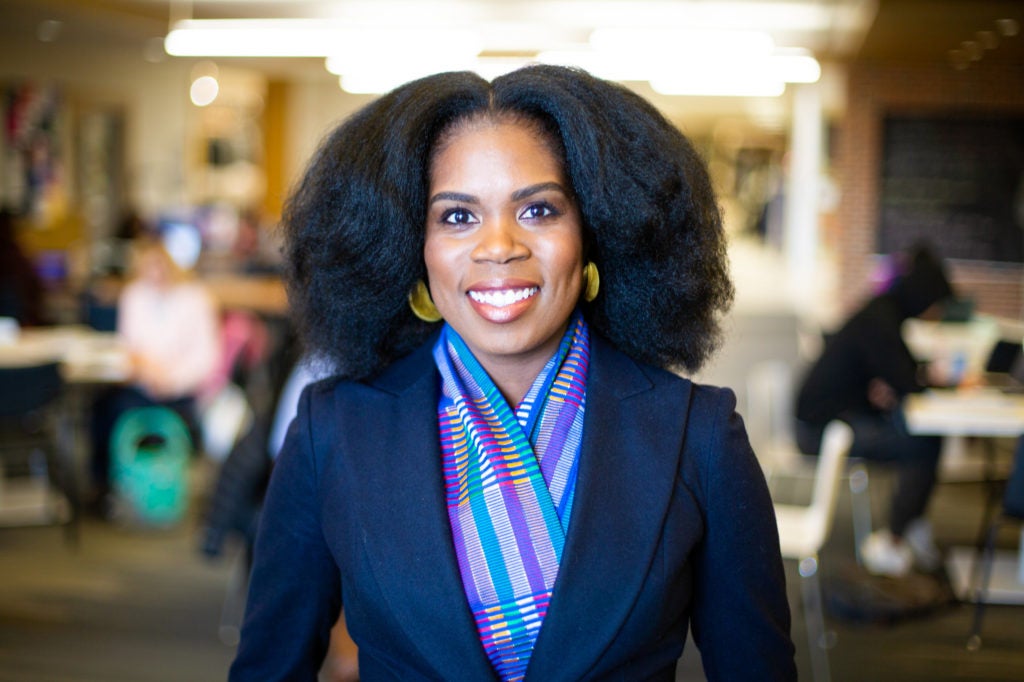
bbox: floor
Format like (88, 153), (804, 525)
(1, 461), (1023, 681)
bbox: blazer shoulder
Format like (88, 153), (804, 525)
(302, 335), (438, 408)
(588, 332), (696, 400)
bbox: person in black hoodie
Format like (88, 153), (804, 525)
(795, 243), (954, 577)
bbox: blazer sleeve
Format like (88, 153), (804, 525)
(229, 384), (342, 681)
(687, 387), (797, 681)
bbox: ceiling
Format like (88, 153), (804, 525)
(0, 0), (1020, 134)
(858, 0), (1024, 67)
(4, 0), (1021, 67)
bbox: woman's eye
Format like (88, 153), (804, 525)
(441, 208), (476, 225)
(520, 203), (558, 221)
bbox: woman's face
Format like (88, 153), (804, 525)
(424, 119), (584, 376)
(138, 248), (171, 288)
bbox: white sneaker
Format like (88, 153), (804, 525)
(860, 529), (913, 578)
(903, 518), (942, 572)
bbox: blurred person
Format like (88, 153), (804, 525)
(0, 208), (47, 326)
(230, 65), (795, 681)
(795, 243), (954, 578)
(89, 237), (220, 512)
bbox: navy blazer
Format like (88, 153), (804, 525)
(230, 334), (796, 681)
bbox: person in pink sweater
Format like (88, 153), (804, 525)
(89, 237), (220, 514)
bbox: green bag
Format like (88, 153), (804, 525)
(111, 406), (192, 526)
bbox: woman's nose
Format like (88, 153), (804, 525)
(471, 216), (529, 263)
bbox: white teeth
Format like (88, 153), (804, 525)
(468, 287), (538, 308)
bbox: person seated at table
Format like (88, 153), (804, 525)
(0, 208), (47, 327)
(794, 242), (954, 578)
(89, 237), (220, 514)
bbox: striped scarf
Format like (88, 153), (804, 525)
(434, 311), (589, 681)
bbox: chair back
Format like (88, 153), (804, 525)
(804, 420), (854, 546)
(745, 359), (800, 472)
(0, 362), (63, 417)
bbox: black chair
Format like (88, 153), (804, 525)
(966, 438), (1024, 651)
(0, 362), (79, 545)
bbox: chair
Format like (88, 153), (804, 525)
(965, 438), (1024, 651)
(0, 362), (78, 544)
(746, 359), (874, 564)
(774, 420), (853, 682)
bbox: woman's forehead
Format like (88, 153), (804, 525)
(430, 112), (567, 178)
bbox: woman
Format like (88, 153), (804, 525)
(231, 65), (795, 681)
(90, 238), (220, 508)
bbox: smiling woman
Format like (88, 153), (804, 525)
(230, 65), (796, 682)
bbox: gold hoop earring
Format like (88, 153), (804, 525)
(583, 261), (600, 302)
(408, 280), (442, 322)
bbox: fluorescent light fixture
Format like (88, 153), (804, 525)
(649, 52), (820, 97)
(165, 19), (344, 57)
(650, 74), (786, 97)
(164, 12), (821, 99)
(540, 1), (836, 32)
(589, 27), (775, 58)
(770, 51), (821, 83)
(540, 41), (819, 96)
(338, 56), (534, 93)
(324, 28), (482, 75)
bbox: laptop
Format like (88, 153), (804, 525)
(984, 339), (1024, 393)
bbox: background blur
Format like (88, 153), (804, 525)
(0, 1), (1022, 681)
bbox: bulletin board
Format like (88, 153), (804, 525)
(877, 113), (1024, 263)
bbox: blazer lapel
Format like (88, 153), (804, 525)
(525, 336), (692, 682)
(353, 343), (496, 680)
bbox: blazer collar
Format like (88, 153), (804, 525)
(357, 333), (692, 681)
(358, 337), (496, 679)
(525, 334), (692, 681)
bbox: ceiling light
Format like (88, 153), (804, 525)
(324, 28), (482, 76)
(539, 43), (818, 96)
(190, 76), (219, 106)
(166, 19), (346, 57)
(590, 27), (775, 58)
(338, 56), (534, 93)
(650, 75), (786, 97)
(769, 50), (822, 83)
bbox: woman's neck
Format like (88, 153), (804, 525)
(474, 350), (555, 409)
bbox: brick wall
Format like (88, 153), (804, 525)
(835, 61), (1024, 319)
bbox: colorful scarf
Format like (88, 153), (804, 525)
(434, 311), (590, 682)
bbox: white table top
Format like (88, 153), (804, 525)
(0, 325), (130, 383)
(904, 388), (1024, 437)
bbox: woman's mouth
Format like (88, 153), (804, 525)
(466, 285), (539, 323)
(467, 287), (538, 307)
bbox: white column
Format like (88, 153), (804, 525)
(783, 82), (824, 302)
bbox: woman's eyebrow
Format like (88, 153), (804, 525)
(511, 182), (568, 202)
(428, 191), (477, 205)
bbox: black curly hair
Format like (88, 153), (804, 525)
(282, 64), (733, 380)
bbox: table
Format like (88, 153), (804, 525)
(905, 388), (1024, 438)
(905, 388), (1024, 604)
(0, 325), (130, 383)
